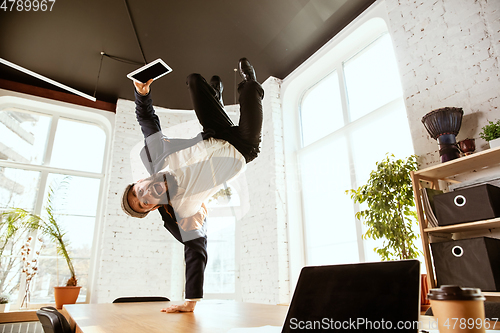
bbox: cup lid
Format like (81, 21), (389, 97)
(427, 285), (485, 301)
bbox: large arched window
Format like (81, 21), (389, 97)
(0, 94), (111, 309)
(282, 2), (416, 285)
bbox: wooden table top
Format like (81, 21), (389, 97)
(64, 300), (289, 333)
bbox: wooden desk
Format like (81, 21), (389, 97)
(64, 301), (500, 332)
(64, 301), (289, 333)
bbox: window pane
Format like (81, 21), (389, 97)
(350, 100), (413, 187)
(204, 216), (235, 293)
(348, 100), (414, 262)
(300, 71), (344, 146)
(0, 168), (41, 211)
(0, 109), (51, 165)
(29, 174), (100, 304)
(43, 174), (101, 217)
(299, 137), (359, 266)
(343, 34), (403, 121)
(0, 232), (27, 303)
(50, 118), (106, 173)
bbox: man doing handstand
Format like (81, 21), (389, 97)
(121, 58), (264, 312)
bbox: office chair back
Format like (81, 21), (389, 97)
(112, 296), (170, 303)
(36, 306), (73, 333)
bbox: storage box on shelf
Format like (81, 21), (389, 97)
(410, 146), (500, 301)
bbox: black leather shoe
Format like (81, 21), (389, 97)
(210, 75), (224, 103)
(238, 58), (256, 81)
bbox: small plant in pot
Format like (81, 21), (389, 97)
(0, 295), (8, 312)
(479, 120), (500, 149)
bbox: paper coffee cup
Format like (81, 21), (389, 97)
(428, 285), (486, 333)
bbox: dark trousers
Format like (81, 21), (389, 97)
(186, 73), (264, 163)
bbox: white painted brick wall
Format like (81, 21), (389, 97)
(385, 0), (500, 167)
(94, 77), (289, 304)
(238, 76), (289, 304)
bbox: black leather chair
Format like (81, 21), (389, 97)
(112, 296), (170, 303)
(36, 306), (73, 333)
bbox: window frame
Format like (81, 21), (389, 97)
(281, 0), (408, 291)
(0, 91), (113, 309)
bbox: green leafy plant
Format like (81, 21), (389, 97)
(1, 180), (77, 287)
(479, 120), (500, 142)
(0, 295), (8, 304)
(347, 154), (420, 261)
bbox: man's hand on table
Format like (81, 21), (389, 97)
(161, 301), (197, 313)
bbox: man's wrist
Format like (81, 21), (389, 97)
(135, 88), (150, 97)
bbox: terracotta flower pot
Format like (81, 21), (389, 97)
(458, 138), (475, 155)
(54, 286), (81, 309)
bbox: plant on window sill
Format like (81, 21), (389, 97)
(2, 180), (78, 287)
(346, 154), (420, 261)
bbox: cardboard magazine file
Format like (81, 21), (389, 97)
(430, 237), (500, 292)
(434, 184), (500, 226)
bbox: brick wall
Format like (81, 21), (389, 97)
(385, 0), (500, 167)
(94, 77), (288, 304)
(238, 77), (289, 304)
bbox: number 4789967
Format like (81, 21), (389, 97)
(1, 0), (56, 11)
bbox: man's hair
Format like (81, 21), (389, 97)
(121, 170), (178, 218)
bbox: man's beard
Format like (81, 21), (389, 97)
(143, 171), (178, 204)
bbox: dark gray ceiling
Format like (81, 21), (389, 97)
(0, 0), (375, 110)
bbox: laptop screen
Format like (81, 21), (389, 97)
(282, 260), (420, 333)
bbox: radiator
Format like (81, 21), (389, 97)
(0, 322), (43, 333)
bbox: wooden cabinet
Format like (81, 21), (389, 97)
(411, 146), (500, 299)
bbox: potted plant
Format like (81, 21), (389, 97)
(1, 182), (80, 309)
(0, 295), (8, 312)
(347, 154), (420, 260)
(346, 154), (430, 311)
(479, 120), (500, 148)
(38, 185), (80, 309)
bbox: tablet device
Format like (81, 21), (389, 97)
(127, 58), (172, 83)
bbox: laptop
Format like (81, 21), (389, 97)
(228, 260), (496, 332)
(281, 260), (421, 333)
